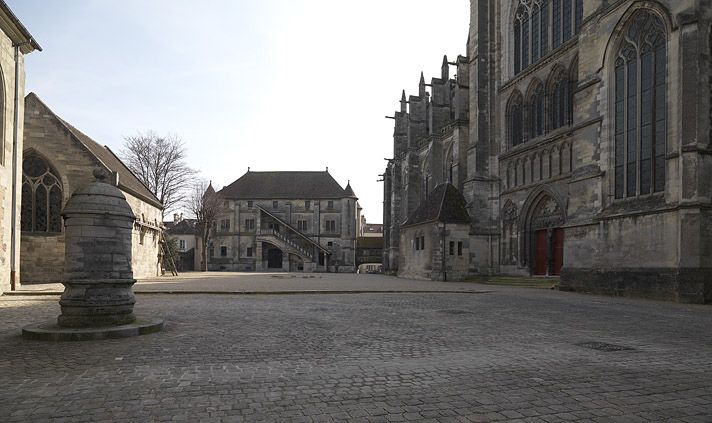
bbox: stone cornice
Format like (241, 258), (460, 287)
(0, 2), (41, 53)
(499, 116), (602, 161)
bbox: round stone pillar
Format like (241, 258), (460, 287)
(58, 168), (137, 328)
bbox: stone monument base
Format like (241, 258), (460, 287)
(22, 318), (163, 341)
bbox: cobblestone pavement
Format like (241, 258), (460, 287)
(1, 286), (711, 422)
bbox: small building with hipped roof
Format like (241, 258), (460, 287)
(398, 183), (470, 281)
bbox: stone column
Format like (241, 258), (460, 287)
(255, 242), (263, 271)
(58, 168), (137, 327)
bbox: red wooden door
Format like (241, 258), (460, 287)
(534, 230), (548, 275)
(552, 228), (564, 276)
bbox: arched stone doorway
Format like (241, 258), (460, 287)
(522, 192), (565, 276)
(262, 243), (283, 269)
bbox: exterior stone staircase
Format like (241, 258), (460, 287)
(257, 229), (314, 261)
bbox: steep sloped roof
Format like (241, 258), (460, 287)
(165, 219), (197, 235)
(343, 182), (357, 198)
(402, 183), (470, 227)
(26, 93), (163, 209)
(219, 171), (350, 199)
(205, 182), (216, 196)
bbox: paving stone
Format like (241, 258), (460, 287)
(1, 282), (711, 422)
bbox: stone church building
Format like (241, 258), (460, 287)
(211, 171), (359, 272)
(0, 1), (40, 293)
(384, 0), (712, 303)
(20, 93), (163, 283)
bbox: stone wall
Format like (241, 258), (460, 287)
(126, 193), (161, 279)
(398, 223), (433, 280)
(19, 96), (100, 284)
(209, 197), (358, 272)
(381, 0), (712, 301)
(20, 233), (64, 283)
(21, 95), (162, 283)
(0, 31), (26, 292)
(398, 222), (470, 281)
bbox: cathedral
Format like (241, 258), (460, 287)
(383, 0), (712, 303)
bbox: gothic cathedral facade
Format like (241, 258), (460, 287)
(384, 0), (712, 303)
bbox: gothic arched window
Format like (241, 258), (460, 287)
(21, 152), (63, 233)
(614, 10), (666, 199)
(508, 92), (524, 147)
(549, 71), (570, 130)
(529, 84), (545, 138)
(552, 0), (561, 48)
(513, 0), (583, 75)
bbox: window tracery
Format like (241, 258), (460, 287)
(528, 83), (545, 138)
(507, 91), (524, 147)
(513, 0), (583, 76)
(21, 152), (63, 233)
(614, 10), (666, 198)
(549, 71), (570, 130)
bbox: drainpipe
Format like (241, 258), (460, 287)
(9, 43), (26, 291)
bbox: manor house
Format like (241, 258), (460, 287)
(211, 171), (359, 272)
(384, 0), (712, 303)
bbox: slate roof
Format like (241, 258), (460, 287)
(343, 182), (357, 198)
(165, 219), (197, 235)
(219, 171), (354, 199)
(205, 182), (216, 196)
(402, 183), (470, 228)
(26, 93), (163, 209)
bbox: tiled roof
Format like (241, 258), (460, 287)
(26, 93), (163, 209)
(218, 171), (351, 199)
(402, 183), (470, 227)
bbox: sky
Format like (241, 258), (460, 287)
(9, 0), (469, 223)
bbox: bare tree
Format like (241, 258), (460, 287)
(121, 131), (196, 218)
(188, 180), (221, 271)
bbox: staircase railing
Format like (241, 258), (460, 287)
(257, 229), (313, 260)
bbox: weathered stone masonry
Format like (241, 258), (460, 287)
(20, 93), (163, 283)
(384, 0), (712, 303)
(211, 171), (360, 273)
(0, 1), (40, 292)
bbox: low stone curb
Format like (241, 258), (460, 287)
(22, 318), (164, 341)
(4, 289), (491, 296)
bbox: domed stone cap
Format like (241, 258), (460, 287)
(61, 167), (135, 219)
